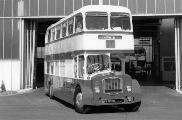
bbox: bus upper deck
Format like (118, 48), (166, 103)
(46, 5), (132, 33)
(45, 5), (134, 55)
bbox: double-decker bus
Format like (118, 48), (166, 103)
(44, 5), (141, 114)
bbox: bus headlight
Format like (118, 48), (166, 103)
(94, 81), (100, 93)
(127, 85), (132, 92)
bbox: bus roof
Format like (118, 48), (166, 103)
(76, 5), (131, 14)
(47, 5), (131, 30)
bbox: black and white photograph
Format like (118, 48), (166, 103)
(0, 0), (182, 120)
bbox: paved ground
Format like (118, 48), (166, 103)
(0, 86), (182, 120)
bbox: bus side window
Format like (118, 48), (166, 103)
(45, 32), (48, 43)
(48, 30), (51, 43)
(62, 21), (67, 37)
(68, 18), (74, 35)
(74, 57), (77, 78)
(51, 62), (54, 75)
(75, 14), (83, 33)
(47, 61), (50, 74)
(56, 25), (61, 39)
(59, 60), (65, 76)
(78, 55), (84, 78)
(111, 57), (122, 72)
(110, 12), (131, 30)
(55, 61), (59, 76)
(51, 28), (55, 41)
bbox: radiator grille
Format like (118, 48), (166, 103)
(103, 77), (123, 93)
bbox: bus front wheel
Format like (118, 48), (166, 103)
(74, 87), (90, 114)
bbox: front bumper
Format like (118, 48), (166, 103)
(93, 92), (141, 106)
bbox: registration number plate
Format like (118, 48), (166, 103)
(102, 99), (124, 103)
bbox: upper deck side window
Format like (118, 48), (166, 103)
(110, 12), (131, 31)
(46, 13), (83, 43)
(47, 30), (51, 43)
(62, 21), (67, 37)
(75, 13), (83, 33)
(51, 28), (56, 41)
(45, 30), (50, 43)
(86, 12), (108, 30)
(56, 25), (61, 39)
(68, 17), (74, 35)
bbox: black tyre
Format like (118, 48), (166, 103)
(74, 87), (90, 114)
(124, 101), (141, 112)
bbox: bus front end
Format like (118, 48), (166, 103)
(81, 54), (141, 112)
(80, 7), (141, 111)
(91, 71), (141, 111)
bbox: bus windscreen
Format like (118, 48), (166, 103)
(87, 54), (110, 75)
(110, 12), (131, 30)
(86, 12), (108, 30)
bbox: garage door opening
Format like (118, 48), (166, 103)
(23, 19), (59, 89)
(34, 20), (58, 88)
(126, 18), (175, 89)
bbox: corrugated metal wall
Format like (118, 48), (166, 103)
(0, 0), (182, 18)
(0, 0), (181, 60)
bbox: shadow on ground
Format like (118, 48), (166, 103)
(52, 95), (138, 114)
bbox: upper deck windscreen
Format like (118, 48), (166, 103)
(85, 12), (131, 31)
(86, 12), (108, 30)
(110, 12), (131, 30)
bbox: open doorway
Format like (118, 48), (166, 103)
(126, 18), (175, 88)
(34, 20), (58, 88)
(126, 18), (161, 85)
(159, 18), (175, 89)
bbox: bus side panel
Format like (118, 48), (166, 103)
(52, 77), (77, 105)
(52, 77), (74, 104)
(52, 76), (63, 89)
(62, 77), (75, 104)
(131, 79), (142, 102)
(76, 79), (94, 105)
(55, 78), (93, 105)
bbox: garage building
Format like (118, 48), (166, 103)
(0, 0), (182, 93)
